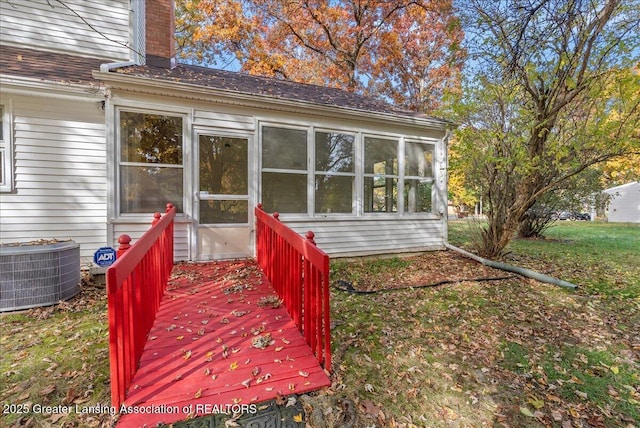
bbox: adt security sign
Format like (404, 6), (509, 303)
(94, 247), (117, 267)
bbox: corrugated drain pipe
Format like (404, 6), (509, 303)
(444, 243), (578, 290)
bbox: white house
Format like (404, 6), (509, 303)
(0, 0), (451, 261)
(603, 182), (640, 223)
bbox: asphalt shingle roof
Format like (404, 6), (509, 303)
(115, 64), (429, 119)
(0, 45), (104, 86)
(1, 46), (439, 121)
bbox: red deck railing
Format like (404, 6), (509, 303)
(106, 203), (176, 408)
(255, 204), (331, 371)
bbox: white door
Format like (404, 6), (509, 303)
(195, 133), (251, 260)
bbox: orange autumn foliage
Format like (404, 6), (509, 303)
(176, 0), (464, 112)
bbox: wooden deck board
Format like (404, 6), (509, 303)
(117, 260), (330, 427)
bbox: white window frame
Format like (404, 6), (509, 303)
(362, 134), (400, 214)
(313, 128), (357, 215)
(0, 103), (13, 193)
(403, 139), (436, 214)
(115, 106), (188, 216)
(259, 122), (310, 214)
(258, 121), (439, 218)
(195, 130), (252, 226)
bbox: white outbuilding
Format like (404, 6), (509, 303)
(603, 182), (640, 223)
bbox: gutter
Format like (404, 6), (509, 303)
(444, 242), (578, 290)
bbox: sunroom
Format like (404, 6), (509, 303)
(98, 65), (450, 261)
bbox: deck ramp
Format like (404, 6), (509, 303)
(117, 260), (330, 427)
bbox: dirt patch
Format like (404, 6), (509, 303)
(334, 251), (513, 292)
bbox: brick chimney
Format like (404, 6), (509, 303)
(145, 0), (175, 68)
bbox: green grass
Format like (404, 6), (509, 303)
(0, 287), (114, 427)
(449, 220), (640, 297)
(325, 221), (640, 427)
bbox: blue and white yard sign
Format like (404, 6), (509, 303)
(93, 247), (117, 267)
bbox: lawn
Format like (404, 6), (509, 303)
(1, 221), (638, 427)
(317, 221), (639, 427)
(0, 277), (114, 427)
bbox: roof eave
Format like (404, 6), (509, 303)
(92, 70), (449, 131)
(0, 75), (104, 101)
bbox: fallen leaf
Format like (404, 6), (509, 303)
(360, 400), (380, 417)
(230, 361), (238, 371)
(574, 390), (588, 400)
(293, 413), (303, 422)
(194, 388), (202, 398)
(520, 407), (534, 417)
(40, 384), (56, 396)
(527, 396), (545, 409)
(50, 413), (65, 423)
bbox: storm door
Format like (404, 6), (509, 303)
(196, 134), (251, 260)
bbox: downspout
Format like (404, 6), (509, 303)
(97, 60), (135, 252)
(442, 127), (453, 243)
(444, 242), (578, 290)
(99, 61), (137, 73)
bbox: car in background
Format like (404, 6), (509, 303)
(557, 211), (590, 220)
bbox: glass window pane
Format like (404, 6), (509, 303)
(315, 132), (354, 173)
(120, 112), (183, 164)
(315, 175), (353, 213)
(405, 180), (432, 213)
(364, 137), (397, 175)
(262, 126), (307, 170)
(120, 165), (183, 213)
(200, 200), (248, 224)
(262, 172), (307, 213)
(199, 136), (248, 195)
(405, 143), (433, 177)
(364, 177), (398, 212)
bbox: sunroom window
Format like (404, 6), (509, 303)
(119, 111), (184, 213)
(315, 131), (355, 214)
(364, 136), (398, 213)
(404, 142), (434, 213)
(261, 126), (308, 213)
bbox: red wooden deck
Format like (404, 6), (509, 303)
(117, 260), (331, 427)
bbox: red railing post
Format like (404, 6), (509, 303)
(117, 234), (131, 258)
(254, 205), (331, 371)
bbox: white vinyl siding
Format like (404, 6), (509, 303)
(0, 0), (131, 60)
(112, 221), (191, 261)
(0, 95), (107, 257)
(193, 110), (254, 132)
(284, 218), (445, 257)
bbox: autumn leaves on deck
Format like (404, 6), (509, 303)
(117, 260), (330, 427)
